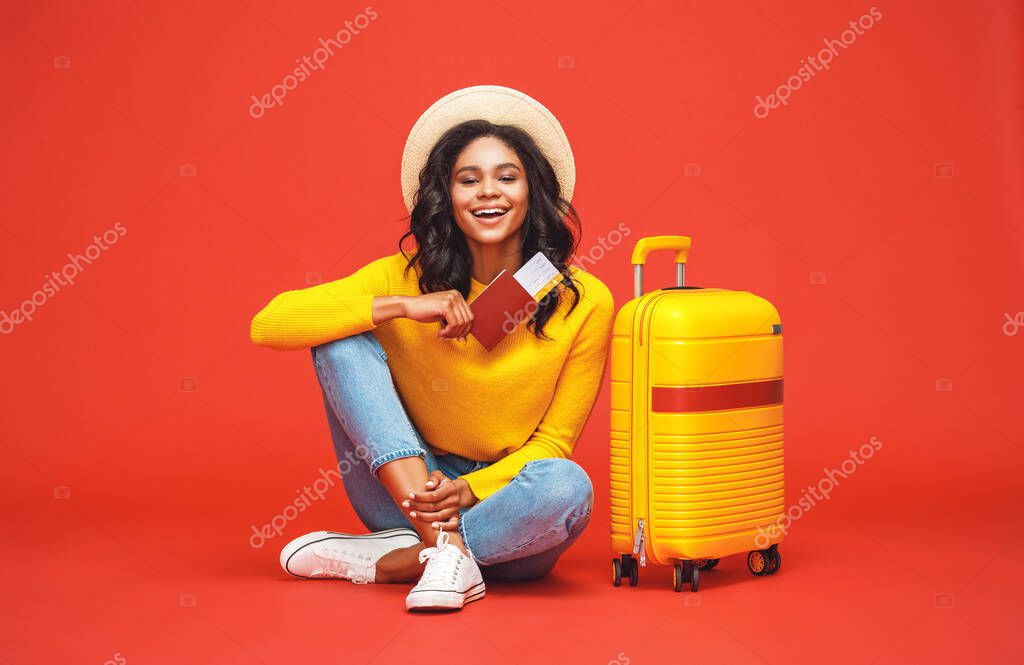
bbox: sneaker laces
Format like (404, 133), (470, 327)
(416, 530), (464, 587)
(311, 544), (375, 584)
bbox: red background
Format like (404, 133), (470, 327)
(2, 1), (1023, 663)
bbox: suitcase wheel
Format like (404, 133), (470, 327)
(673, 561), (700, 592)
(695, 558), (720, 571)
(747, 547), (781, 576)
(748, 550), (769, 575)
(613, 555), (638, 587)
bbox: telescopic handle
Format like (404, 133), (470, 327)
(630, 236), (692, 298)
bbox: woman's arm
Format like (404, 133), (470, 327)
(249, 256), (395, 350)
(250, 254), (476, 350)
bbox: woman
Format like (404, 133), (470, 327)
(250, 85), (614, 612)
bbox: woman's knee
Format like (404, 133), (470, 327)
(521, 458), (594, 535)
(311, 332), (386, 377)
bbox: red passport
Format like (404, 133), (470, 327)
(468, 270), (536, 351)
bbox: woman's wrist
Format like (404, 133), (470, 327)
(453, 477), (478, 508)
(371, 295), (408, 324)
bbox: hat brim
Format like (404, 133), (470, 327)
(400, 85), (575, 214)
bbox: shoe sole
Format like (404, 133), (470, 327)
(280, 528), (421, 579)
(406, 582), (486, 611)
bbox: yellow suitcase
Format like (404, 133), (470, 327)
(610, 236), (785, 592)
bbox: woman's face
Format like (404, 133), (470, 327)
(449, 136), (529, 246)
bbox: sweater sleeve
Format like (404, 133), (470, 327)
(460, 283), (615, 501)
(250, 255), (396, 350)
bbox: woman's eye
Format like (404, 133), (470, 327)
(458, 176), (515, 185)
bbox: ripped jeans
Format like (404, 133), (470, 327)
(311, 331), (593, 582)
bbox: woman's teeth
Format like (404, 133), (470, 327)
(472, 208), (509, 219)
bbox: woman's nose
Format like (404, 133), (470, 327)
(479, 177), (500, 197)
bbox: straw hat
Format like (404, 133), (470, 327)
(400, 84), (576, 213)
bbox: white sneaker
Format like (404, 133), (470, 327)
(280, 528), (421, 583)
(405, 530), (485, 611)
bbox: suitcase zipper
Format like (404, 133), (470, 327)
(637, 292), (670, 346)
(634, 293), (673, 563)
(630, 292), (669, 565)
(633, 518), (646, 567)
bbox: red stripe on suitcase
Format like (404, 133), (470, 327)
(651, 379), (783, 413)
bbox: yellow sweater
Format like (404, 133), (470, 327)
(250, 250), (615, 500)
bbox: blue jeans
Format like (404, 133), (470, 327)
(310, 331), (593, 582)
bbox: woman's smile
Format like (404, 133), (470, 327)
(469, 205), (512, 224)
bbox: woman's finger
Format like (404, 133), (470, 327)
(432, 516), (459, 532)
(436, 293), (456, 337)
(409, 482), (457, 504)
(408, 506), (458, 522)
(423, 469), (447, 490)
(403, 494), (459, 513)
(455, 296), (473, 341)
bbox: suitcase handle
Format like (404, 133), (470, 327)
(631, 236), (692, 298)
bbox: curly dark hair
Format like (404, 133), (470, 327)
(398, 119), (582, 340)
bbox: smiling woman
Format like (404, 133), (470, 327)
(401, 118), (584, 341)
(250, 85), (614, 613)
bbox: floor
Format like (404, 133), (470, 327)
(2, 424), (1022, 665)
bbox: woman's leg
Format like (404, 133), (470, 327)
(310, 331), (470, 581)
(458, 458), (594, 582)
(312, 331), (432, 532)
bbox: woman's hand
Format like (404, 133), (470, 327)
(399, 291), (474, 342)
(402, 470), (479, 531)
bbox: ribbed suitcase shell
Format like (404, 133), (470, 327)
(610, 245), (785, 573)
